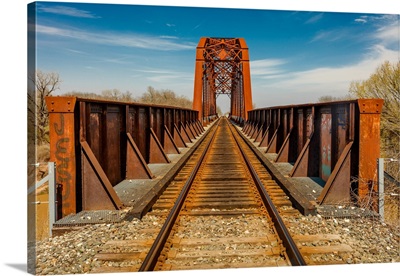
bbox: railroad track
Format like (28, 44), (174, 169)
(92, 117), (352, 273)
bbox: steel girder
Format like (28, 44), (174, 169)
(193, 37), (253, 124)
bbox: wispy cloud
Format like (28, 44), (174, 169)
(355, 14), (397, 24)
(160, 35), (179, 39)
(139, 68), (193, 83)
(192, 23), (202, 30)
(253, 18), (399, 106)
(38, 4), (100, 18)
(65, 48), (86, 55)
(355, 18), (367, 24)
(375, 23), (399, 47)
(250, 59), (287, 78)
(166, 23), (176, 27)
(254, 45), (398, 106)
(305, 13), (324, 24)
(312, 14), (398, 44)
(310, 29), (348, 43)
(134, 69), (177, 74)
(36, 24), (196, 51)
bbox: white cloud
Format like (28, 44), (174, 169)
(133, 68), (193, 83)
(135, 69), (178, 74)
(253, 45), (398, 106)
(375, 23), (400, 46)
(250, 59), (287, 77)
(252, 16), (399, 107)
(160, 35), (179, 39)
(35, 24), (196, 51)
(66, 49), (84, 54)
(310, 29), (348, 43)
(355, 18), (367, 24)
(305, 13), (324, 24)
(38, 5), (100, 18)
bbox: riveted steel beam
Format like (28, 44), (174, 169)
(46, 96), (198, 217)
(246, 99), (383, 211)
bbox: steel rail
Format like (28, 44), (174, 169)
(227, 119), (307, 266)
(138, 118), (221, 271)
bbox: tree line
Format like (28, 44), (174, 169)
(30, 61), (399, 175)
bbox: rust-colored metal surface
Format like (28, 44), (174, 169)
(46, 96), (199, 218)
(245, 99), (383, 211)
(193, 37), (253, 124)
(357, 99), (383, 210)
(126, 133), (155, 179)
(80, 140), (124, 210)
(46, 97), (77, 217)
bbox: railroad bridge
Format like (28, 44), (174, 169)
(45, 37), (383, 231)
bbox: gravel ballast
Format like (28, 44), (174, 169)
(32, 209), (400, 275)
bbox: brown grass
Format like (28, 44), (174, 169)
(384, 182), (400, 228)
(35, 192), (50, 241)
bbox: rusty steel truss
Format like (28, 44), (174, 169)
(244, 99), (383, 211)
(45, 97), (202, 218)
(193, 37), (253, 125)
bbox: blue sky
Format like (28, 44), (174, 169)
(31, 1), (399, 112)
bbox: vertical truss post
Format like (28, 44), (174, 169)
(193, 38), (207, 120)
(377, 158), (384, 221)
(45, 97), (77, 217)
(238, 38), (252, 120)
(357, 99), (383, 210)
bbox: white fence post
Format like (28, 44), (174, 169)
(28, 162), (57, 237)
(48, 162), (57, 237)
(377, 158), (384, 222)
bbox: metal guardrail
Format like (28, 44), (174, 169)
(45, 96), (201, 218)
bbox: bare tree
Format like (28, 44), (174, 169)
(28, 70), (61, 145)
(318, 94), (354, 103)
(138, 86), (192, 108)
(101, 89), (122, 100)
(120, 90), (134, 102)
(63, 91), (103, 100)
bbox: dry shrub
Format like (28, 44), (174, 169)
(384, 182), (400, 228)
(37, 143), (50, 162)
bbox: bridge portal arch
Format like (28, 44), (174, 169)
(193, 37), (253, 125)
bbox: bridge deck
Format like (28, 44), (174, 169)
(53, 119), (377, 236)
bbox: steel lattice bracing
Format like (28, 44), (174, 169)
(193, 37), (253, 125)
